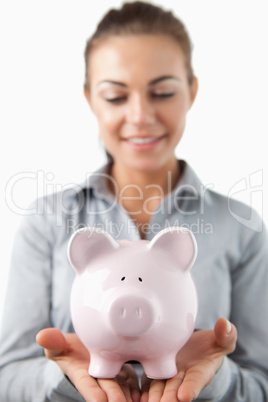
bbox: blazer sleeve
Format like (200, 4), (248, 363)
(0, 201), (84, 401)
(199, 216), (268, 401)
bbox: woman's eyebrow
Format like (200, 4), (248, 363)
(97, 75), (181, 88)
(98, 80), (126, 88)
(149, 75), (181, 86)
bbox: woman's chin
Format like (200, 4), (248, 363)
(119, 155), (175, 175)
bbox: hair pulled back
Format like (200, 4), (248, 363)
(84, 1), (194, 90)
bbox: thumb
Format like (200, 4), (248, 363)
(36, 328), (67, 358)
(214, 317), (237, 352)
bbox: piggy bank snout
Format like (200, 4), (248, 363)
(109, 295), (154, 337)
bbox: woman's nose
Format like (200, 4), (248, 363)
(126, 94), (155, 125)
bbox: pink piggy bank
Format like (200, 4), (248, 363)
(68, 226), (198, 379)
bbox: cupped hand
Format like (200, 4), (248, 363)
(141, 317), (237, 402)
(36, 328), (140, 402)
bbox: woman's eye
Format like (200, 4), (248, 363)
(152, 92), (175, 99)
(104, 92), (175, 104)
(105, 96), (126, 103)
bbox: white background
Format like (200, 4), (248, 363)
(0, 0), (267, 322)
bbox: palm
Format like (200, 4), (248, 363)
(177, 328), (224, 375)
(141, 318), (237, 402)
(36, 328), (140, 402)
(52, 333), (94, 391)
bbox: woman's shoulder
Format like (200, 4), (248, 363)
(178, 160), (265, 239)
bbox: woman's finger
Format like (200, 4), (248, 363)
(98, 378), (129, 402)
(177, 366), (209, 402)
(160, 370), (185, 402)
(214, 318), (237, 351)
(146, 379), (165, 402)
(36, 328), (67, 357)
(98, 364), (141, 402)
(140, 374), (152, 402)
(74, 375), (108, 402)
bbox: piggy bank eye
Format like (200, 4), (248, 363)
(121, 276), (126, 281)
(138, 277), (143, 282)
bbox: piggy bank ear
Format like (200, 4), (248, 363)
(148, 227), (197, 272)
(68, 227), (119, 273)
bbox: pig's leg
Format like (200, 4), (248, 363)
(142, 355), (178, 379)
(88, 353), (123, 378)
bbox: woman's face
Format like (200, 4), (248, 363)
(85, 34), (197, 173)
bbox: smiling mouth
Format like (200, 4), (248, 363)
(126, 137), (160, 144)
(121, 134), (167, 152)
(124, 134), (167, 144)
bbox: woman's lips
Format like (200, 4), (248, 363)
(122, 134), (167, 151)
(127, 137), (159, 144)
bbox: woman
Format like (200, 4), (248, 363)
(0, 2), (267, 401)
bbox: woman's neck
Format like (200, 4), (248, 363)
(110, 158), (180, 194)
(109, 158), (180, 221)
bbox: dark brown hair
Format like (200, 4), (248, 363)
(84, 1), (194, 91)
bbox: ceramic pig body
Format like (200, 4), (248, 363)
(68, 227), (198, 379)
